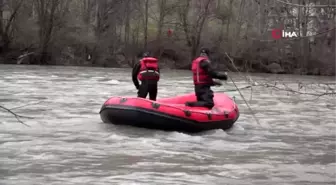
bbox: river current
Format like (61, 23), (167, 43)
(0, 65), (335, 185)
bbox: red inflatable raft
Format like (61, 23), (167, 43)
(99, 93), (239, 133)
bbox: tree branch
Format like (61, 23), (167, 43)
(0, 105), (32, 127)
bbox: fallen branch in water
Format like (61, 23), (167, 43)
(259, 81), (336, 103)
(224, 53), (262, 126)
(0, 105), (32, 127)
(261, 82), (336, 97)
(223, 53), (336, 100)
(223, 79), (335, 103)
(10, 100), (43, 110)
(224, 85), (252, 92)
(225, 52), (254, 83)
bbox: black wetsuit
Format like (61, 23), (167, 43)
(132, 62), (160, 101)
(186, 59), (227, 109)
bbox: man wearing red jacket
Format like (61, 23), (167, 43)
(132, 52), (160, 101)
(185, 48), (228, 109)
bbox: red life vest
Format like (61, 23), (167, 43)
(191, 56), (213, 85)
(137, 57), (160, 81)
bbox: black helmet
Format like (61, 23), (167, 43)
(142, 51), (150, 57)
(200, 47), (210, 56)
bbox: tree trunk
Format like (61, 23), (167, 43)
(0, 0), (23, 53)
(156, 0), (166, 45)
(300, 0), (309, 69)
(193, 0), (212, 58)
(35, 0), (59, 64)
(124, 0), (131, 60)
(226, 0), (233, 53)
(259, 0), (267, 40)
(232, 0), (246, 55)
(144, 0), (149, 50)
(156, 0), (167, 58)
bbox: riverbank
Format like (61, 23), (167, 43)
(0, 55), (336, 76)
(1, 60), (335, 77)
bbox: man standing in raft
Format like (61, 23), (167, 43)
(185, 48), (228, 109)
(132, 52), (160, 101)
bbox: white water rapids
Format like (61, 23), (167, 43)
(0, 65), (335, 185)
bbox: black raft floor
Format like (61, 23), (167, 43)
(99, 105), (239, 133)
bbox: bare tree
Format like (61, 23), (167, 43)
(177, 0), (214, 59)
(34, 0), (63, 64)
(0, 0), (23, 52)
(144, 0), (149, 50)
(0, 0), (333, 75)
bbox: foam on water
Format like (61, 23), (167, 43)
(0, 65), (335, 185)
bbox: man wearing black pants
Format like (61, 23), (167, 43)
(185, 48), (228, 109)
(132, 52), (160, 101)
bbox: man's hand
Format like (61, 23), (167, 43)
(217, 72), (228, 80)
(213, 79), (222, 86)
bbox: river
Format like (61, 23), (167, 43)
(0, 64), (335, 185)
